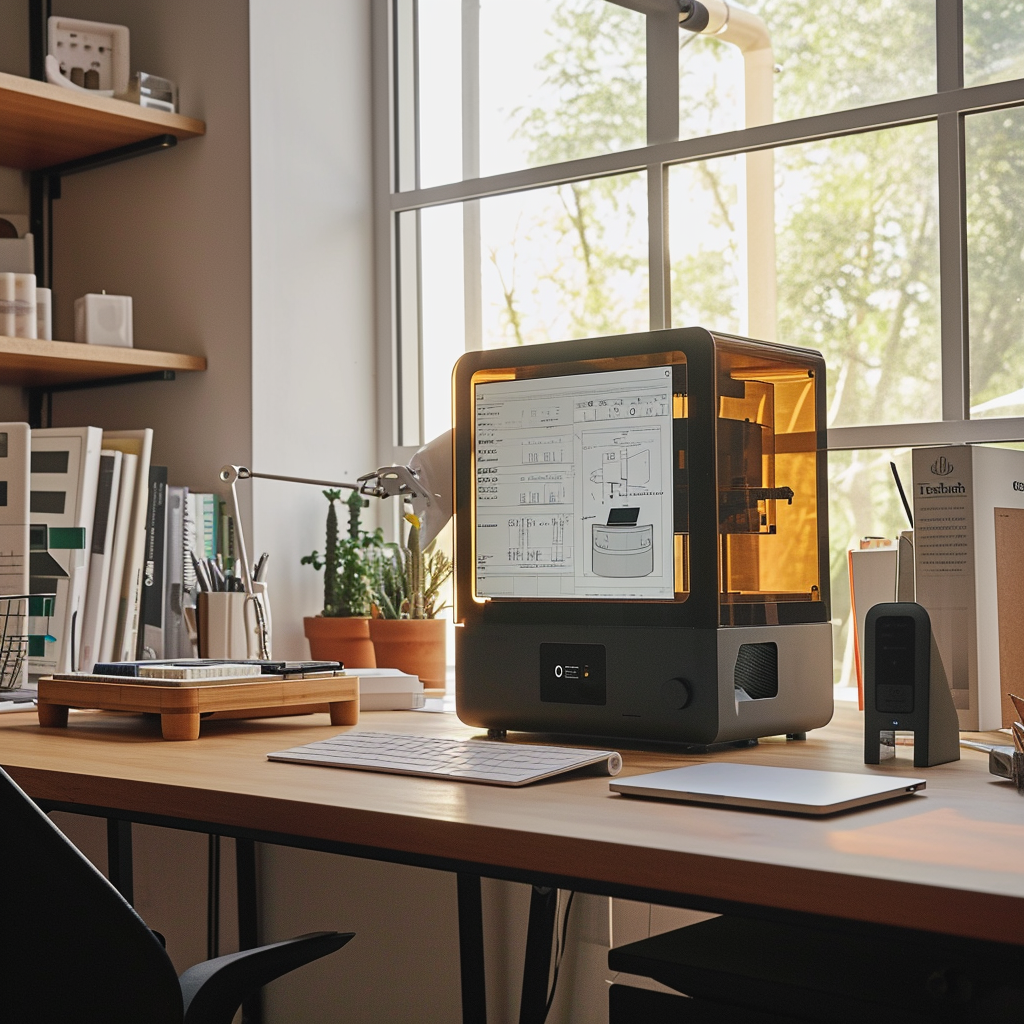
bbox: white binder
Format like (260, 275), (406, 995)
(29, 426), (103, 675)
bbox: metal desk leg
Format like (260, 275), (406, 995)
(457, 873), (488, 1024)
(207, 834), (221, 960)
(106, 818), (133, 905)
(519, 885), (558, 1024)
(236, 838), (263, 1024)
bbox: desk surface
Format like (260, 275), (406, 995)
(1, 704), (1021, 946)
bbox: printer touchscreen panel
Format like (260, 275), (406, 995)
(473, 364), (677, 601)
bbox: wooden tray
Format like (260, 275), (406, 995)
(36, 674), (359, 740)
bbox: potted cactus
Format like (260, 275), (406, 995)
(368, 512), (453, 688)
(301, 489), (382, 667)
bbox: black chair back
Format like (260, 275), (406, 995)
(0, 765), (183, 1023)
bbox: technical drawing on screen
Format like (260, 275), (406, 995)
(473, 365), (674, 599)
(454, 327), (835, 747)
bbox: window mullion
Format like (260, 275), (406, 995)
(462, 0), (482, 352)
(648, 163), (670, 330)
(645, 7), (679, 146)
(936, 0), (968, 423)
(374, 0), (400, 461)
(645, 7), (678, 329)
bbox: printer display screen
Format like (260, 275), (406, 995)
(473, 364), (675, 600)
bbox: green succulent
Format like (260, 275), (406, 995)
(301, 489), (382, 618)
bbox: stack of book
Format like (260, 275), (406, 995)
(19, 425), (239, 677)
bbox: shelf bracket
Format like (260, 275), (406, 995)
(42, 134), (179, 200)
(27, 370), (176, 429)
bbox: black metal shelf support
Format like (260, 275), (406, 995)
(27, 370), (176, 429)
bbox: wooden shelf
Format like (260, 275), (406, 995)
(0, 336), (206, 388)
(0, 71), (205, 170)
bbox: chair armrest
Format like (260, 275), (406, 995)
(180, 930), (353, 1024)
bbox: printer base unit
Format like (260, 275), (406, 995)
(455, 621), (833, 745)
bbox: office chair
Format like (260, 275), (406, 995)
(0, 765), (353, 1023)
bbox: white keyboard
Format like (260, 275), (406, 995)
(268, 732), (623, 787)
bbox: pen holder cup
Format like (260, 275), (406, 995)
(197, 592), (248, 659)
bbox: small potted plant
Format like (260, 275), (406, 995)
(368, 512), (453, 688)
(302, 489), (382, 667)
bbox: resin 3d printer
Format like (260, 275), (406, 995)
(453, 326), (833, 745)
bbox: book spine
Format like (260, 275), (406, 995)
(912, 445), (976, 729)
(78, 450), (121, 672)
(29, 426), (103, 676)
(184, 492), (199, 591)
(137, 466), (168, 659)
(218, 498), (236, 572)
(201, 493), (218, 560)
(164, 485), (188, 660)
(0, 424), (29, 602)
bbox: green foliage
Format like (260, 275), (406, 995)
(512, 0), (645, 167)
(369, 513), (454, 620)
(300, 489), (383, 618)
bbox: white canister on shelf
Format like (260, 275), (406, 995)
(35, 287), (52, 340)
(0, 273), (15, 337)
(13, 273), (36, 339)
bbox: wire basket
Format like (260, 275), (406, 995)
(0, 594), (55, 690)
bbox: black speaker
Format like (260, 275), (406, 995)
(864, 602), (960, 768)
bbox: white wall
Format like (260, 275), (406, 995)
(248, 0), (377, 660)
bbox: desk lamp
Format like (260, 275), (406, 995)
(218, 431), (454, 658)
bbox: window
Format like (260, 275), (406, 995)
(373, 0), (1024, 687)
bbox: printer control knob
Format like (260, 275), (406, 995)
(660, 678), (691, 710)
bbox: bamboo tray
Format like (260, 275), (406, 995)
(36, 674), (359, 740)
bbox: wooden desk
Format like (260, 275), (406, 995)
(0, 704), (1021, 948)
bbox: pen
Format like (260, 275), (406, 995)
(191, 551), (212, 592)
(209, 559), (226, 592)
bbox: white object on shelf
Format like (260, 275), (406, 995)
(47, 17), (129, 96)
(35, 287), (52, 341)
(120, 72), (178, 114)
(0, 274), (15, 337)
(74, 293), (132, 347)
(13, 274), (35, 340)
(0, 273), (35, 338)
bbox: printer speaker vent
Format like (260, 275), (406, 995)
(734, 642), (778, 700)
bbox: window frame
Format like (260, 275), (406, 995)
(372, 0), (1024, 470)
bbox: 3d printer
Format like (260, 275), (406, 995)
(453, 326), (833, 745)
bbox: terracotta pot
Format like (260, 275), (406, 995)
(303, 616), (376, 669)
(368, 617), (446, 688)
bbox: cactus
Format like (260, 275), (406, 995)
(368, 510), (452, 619)
(301, 489), (382, 617)
(404, 513), (425, 619)
(322, 489), (342, 615)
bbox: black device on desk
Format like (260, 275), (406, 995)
(864, 602), (960, 767)
(453, 327), (834, 745)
